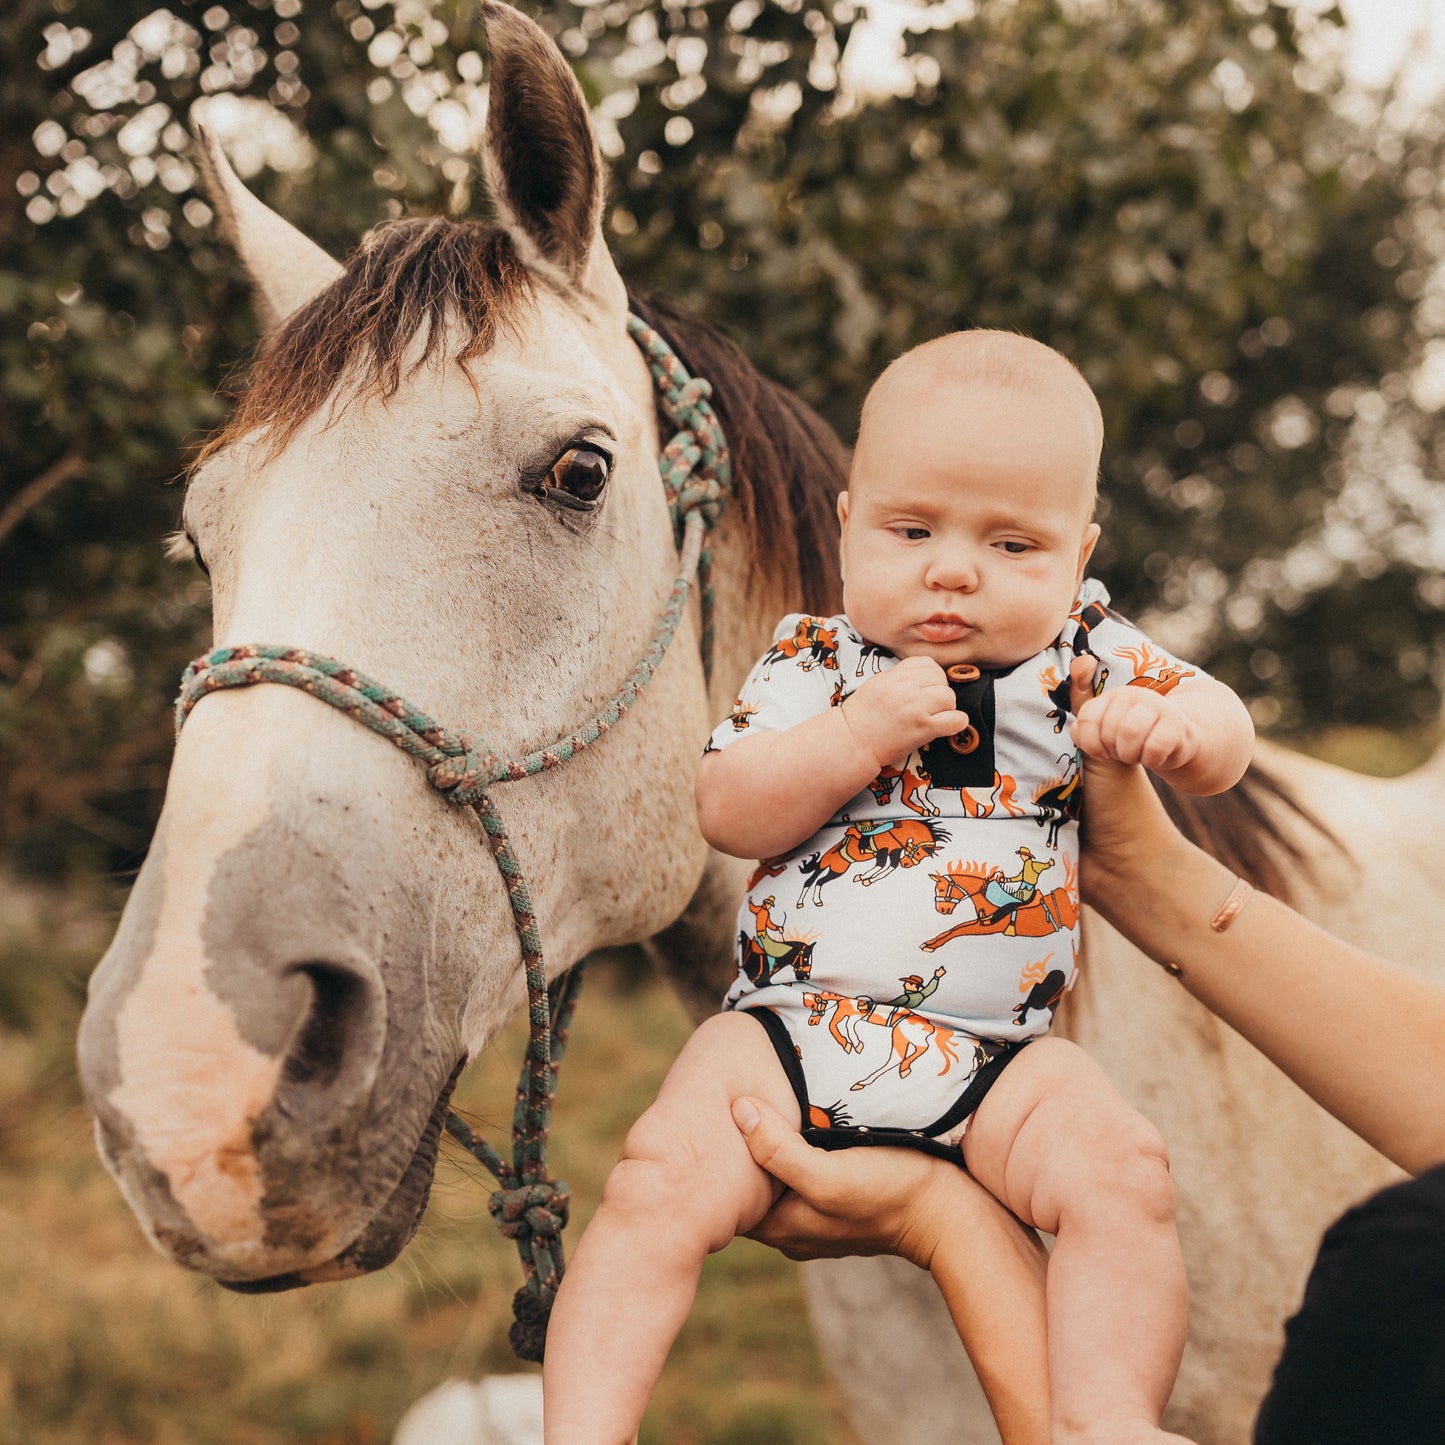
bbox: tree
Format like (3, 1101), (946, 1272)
(2, 0), (1441, 877)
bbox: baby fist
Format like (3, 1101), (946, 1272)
(1071, 684), (1199, 777)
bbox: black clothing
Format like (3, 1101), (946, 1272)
(1254, 1163), (1445, 1444)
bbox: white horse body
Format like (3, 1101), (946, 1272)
(77, 6), (1444, 1439)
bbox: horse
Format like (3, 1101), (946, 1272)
(760, 615), (841, 680)
(802, 988), (966, 1089)
(1032, 758), (1083, 849)
(923, 854), (1079, 947)
(1012, 956), (1069, 1028)
(736, 931), (816, 988)
(868, 760), (939, 816)
(74, 6), (1445, 1441)
(796, 818), (953, 907)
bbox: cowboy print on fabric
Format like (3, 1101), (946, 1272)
(706, 579), (1206, 1158)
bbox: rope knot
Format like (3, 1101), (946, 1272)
(628, 312), (732, 548)
(664, 439), (726, 532)
(488, 1180), (571, 1242)
(671, 374), (713, 418)
(426, 731), (501, 805)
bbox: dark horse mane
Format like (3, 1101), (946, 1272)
(205, 213), (1330, 901)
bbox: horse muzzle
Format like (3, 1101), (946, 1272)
(77, 810), (465, 1284)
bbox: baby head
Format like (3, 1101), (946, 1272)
(838, 329), (1103, 670)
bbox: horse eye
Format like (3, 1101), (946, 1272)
(192, 544), (211, 578)
(547, 446), (610, 506)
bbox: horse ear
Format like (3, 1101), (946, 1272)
(193, 123), (344, 333)
(479, 2), (617, 301)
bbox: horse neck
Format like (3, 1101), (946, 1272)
(704, 507), (802, 712)
(627, 294), (846, 713)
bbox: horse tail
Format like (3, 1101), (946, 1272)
(934, 1026), (960, 1074)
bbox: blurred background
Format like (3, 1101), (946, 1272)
(3, 1), (1445, 1439)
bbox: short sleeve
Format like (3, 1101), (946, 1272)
(704, 613), (848, 755)
(1067, 579), (1209, 698)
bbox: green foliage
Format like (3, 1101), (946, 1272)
(3, 0), (1444, 876)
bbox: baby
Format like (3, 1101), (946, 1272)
(542, 330), (1255, 1443)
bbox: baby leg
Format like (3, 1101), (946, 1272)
(962, 1037), (1191, 1445)
(542, 1011), (800, 1445)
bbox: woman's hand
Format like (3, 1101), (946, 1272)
(732, 1096), (957, 1267)
(1069, 656), (1189, 921)
(734, 1096), (1052, 1445)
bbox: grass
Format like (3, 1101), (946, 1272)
(2, 724), (1431, 1443)
(0, 887), (856, 1445)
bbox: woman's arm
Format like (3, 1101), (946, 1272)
(733, 1098), (1051, 1445)
(1074, 672), (1445, 1176)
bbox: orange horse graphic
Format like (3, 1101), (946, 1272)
(958, 769), (1025, 819)
(728, 698), (758, 731)
(746, 856), (789, 891)
(796, 818), (951, 907)
(869, 762), (938, 816)
(760, 616), (840, 680)
(922, 852), (1079, 949)
(803, 989), (965, 1091)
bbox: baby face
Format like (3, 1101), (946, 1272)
(839, 379), (1101, 670)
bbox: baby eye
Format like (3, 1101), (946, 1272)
(893, 526), (930, 541)
(996, 540), (1033, 554)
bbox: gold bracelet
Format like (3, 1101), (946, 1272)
(1210, 876), (1255, 933)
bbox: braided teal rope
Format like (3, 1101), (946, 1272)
(627, 313), (730, 678)
(174, 316), (730, 1362)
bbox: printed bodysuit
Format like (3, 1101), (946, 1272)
(706, 580), (1205, 1161)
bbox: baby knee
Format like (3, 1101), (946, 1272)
(1095, 1113), (1175, 1224)
(601, 1109), (741, 1240)
(602, 1114), (695, 1217)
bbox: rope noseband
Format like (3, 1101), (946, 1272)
(175, 314), (729, 1361)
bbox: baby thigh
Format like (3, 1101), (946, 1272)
(606, 1011), (803, 1248)
(960, 1036), (1174, 1237)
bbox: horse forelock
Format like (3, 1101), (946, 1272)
(195, 225), (846, 622)
(201, 217), (534, 467)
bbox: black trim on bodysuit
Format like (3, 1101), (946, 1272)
(740, 1005), (1033, 1165)
(917, 659), (1021, 789)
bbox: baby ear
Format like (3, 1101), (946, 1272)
(1076, 522), (1101, 582)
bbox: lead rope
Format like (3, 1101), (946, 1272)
(174, 314), (730, 1362)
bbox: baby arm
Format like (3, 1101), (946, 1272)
(696, 657), (969, 859)
(1070, 659), (1254, 796)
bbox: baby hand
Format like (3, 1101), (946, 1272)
(1070, 683), (1200, 777)
(841, 657), (970, 768)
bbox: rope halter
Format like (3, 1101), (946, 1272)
(174, 313), (730, 1362)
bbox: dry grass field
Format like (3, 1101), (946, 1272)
(3, 724), (1434, 1443)
(0, 894), (856, 1445)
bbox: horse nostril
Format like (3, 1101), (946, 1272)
(281, 962), (374, 1096)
